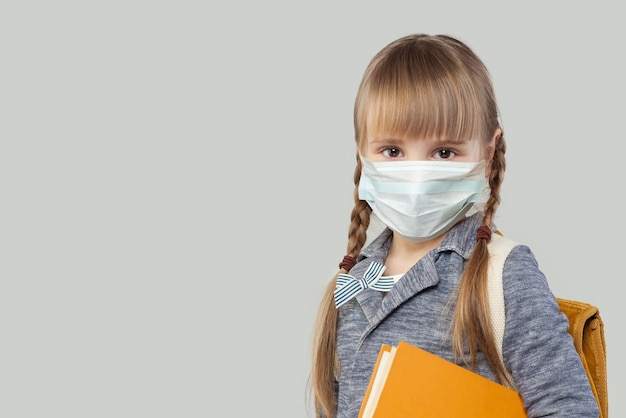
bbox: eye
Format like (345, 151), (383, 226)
(382, 147), (404, 159)
(434, 148), (457, 159)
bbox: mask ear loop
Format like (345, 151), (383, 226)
(496, 112), (504, 131)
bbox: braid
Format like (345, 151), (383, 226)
(347, 156), (371, 258)
(451, 131), (513, 387)
(483, 133), (506, 227)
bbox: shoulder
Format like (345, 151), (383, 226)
(490, 235), (555, 308)
(498, 239), (560, 321)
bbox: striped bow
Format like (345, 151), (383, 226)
(334, 261), (395, 308)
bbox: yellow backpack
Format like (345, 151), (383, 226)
(557, 298), (608, 418)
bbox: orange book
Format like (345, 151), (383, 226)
(359, 341), (527, 418)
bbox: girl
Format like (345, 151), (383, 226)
(310, 34), (599, 417)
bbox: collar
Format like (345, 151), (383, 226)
(345, 212), (493, 323)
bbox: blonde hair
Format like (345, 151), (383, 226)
(310, 34), (508, 418)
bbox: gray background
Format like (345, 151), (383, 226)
(2, 1), (622, 417)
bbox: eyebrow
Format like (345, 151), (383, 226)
(368, 138), (403, 146)
(368, 136), (473, 146)
(433, 139), (473, 146)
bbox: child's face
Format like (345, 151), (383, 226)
(362, 134), (485, 164)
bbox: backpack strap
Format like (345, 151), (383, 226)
(486, 232), (518, 385)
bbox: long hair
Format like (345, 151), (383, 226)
(310, 34), (508, 417)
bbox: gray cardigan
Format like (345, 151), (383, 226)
(335, 213), (599, 417)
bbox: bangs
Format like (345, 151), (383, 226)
(354, 35), (495, 149)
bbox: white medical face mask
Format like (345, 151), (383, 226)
(358, 156), (490, 242)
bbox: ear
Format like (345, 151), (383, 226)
(485, 128), (501, 175)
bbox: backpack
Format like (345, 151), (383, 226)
(487, 232), (608, 418)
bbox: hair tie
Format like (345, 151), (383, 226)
(476, 225), (492, 242)
(339, 255), (357, 271)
